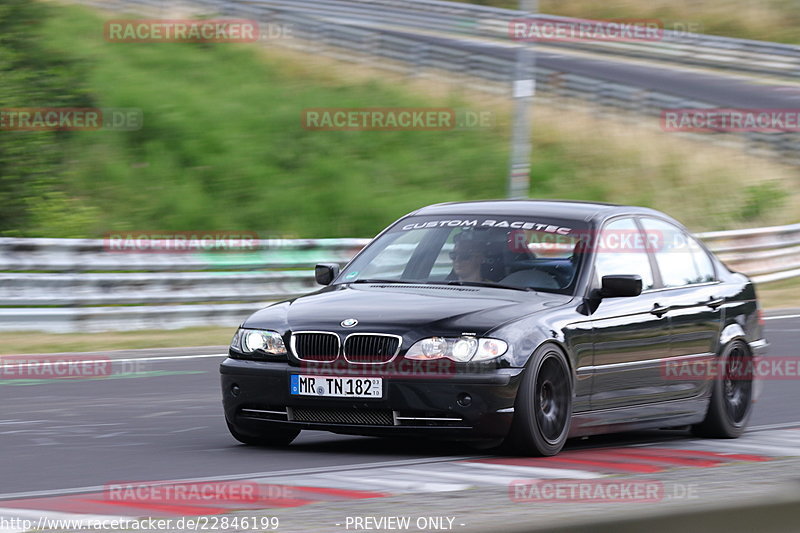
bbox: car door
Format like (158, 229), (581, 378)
(587, 217), (672, 410)
(639, 218), (723, 400)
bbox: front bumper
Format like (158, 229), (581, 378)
(220, 358), (524, 441)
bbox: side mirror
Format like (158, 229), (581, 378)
(315, 263), (340, 286)
(600, 275), (642, 298)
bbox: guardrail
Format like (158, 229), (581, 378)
(0, 226), (796, 332)
(0, 237), (371, 333)
(697, 223), (800, 284)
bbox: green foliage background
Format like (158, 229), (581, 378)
(1, 3), (513, 238)
(0, 3), (794, 238)
(0, 0), (98, 236)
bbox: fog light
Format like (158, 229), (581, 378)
(457, 393), (472, 407)
(231, 384), (241, 397)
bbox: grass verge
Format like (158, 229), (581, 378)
(0, 327), (232, 355)
(757, 277), (800, 311)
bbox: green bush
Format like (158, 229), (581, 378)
(5, 5), (510, 238)
(0, 0), (95, 236)
(741, 182), (787, 221)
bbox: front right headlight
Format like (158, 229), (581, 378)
(230, 328), (287, 359)
(404, 336), (508, 362)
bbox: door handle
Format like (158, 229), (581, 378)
(651, 304), (669, 317)
(706, 297), (725, 309)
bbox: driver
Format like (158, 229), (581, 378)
(450, 235), (489, 282)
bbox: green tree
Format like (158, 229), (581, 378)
(0, 0), (94, 235)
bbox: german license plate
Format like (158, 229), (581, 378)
(290, 375), (383, 398)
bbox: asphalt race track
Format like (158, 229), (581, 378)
(1, 314), (798, 531)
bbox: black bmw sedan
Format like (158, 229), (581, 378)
(220, 200), (767, 456)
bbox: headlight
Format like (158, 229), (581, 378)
(420, 337), (447, 358)
(473, 338), (509, 361)
(405, 336), (507, 362)
(230, 328), (287, 357)
(229, 329), (242, 351)
(451, 337), (478, 361)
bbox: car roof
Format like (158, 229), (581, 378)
(410, 199), (675, 225)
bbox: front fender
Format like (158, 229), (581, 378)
(497, 323), (567, 368)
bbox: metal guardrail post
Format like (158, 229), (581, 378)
(507, 0), (537, 200)
(409, 42), (429, 77)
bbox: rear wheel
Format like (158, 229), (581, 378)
(226, 420), (300, 447)
(505, 344), (572, 456)
(691, 340), (753, 438)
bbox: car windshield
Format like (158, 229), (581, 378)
(338, 215), (589, 294)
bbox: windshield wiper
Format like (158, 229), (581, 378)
(428, 280), (535, 292)
(350, 278), (420, 284)
(352, 279), (536, 292)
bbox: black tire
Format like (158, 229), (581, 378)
(505, 344), (573, 456)
(226, 420), (300, 447)
(691, 339), (753, 438)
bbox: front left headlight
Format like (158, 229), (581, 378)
(405, 336), (508, 362)
(230, 328), (287, 358)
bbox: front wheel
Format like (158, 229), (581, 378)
(226, 420), (300, 447)
(691, 339), (753, 438)
(505, 344), (573, 456)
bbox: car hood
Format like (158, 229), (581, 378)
(243, 283), (572, 337)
